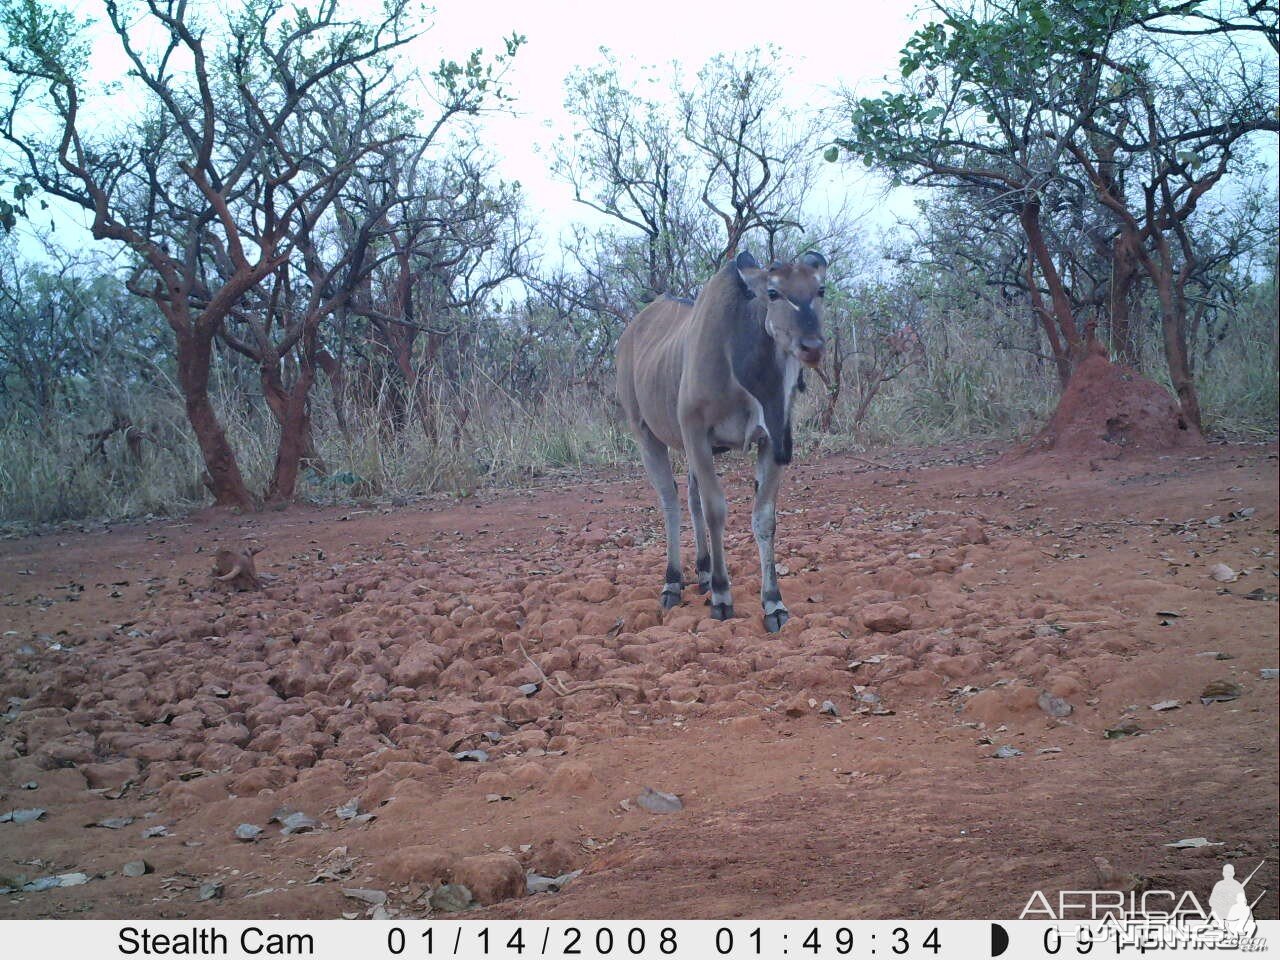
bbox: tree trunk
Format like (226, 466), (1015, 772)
(175, 327), (255, 510)
(818, 329), (844, 431)
(1109, 233), (1141, 366)
(261, 350), (323, 502)
(851, 379), (882, 429)
(315, 347), (348, 436)
(1153, 274), (1204, 432)
(266, 359), (317, 502)
(1023, 256), (1071, 387)
(1020, 199), (1084, 375)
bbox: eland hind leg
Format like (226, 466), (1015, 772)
(637, 426), (684, 609)
(753, 442), (789, 632)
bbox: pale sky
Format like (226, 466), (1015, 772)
(21, 0), (927, 262)
(408, 0), (926, 243)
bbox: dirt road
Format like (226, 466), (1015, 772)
(1, 443), (1276, 919)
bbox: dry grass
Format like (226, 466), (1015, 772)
(1, 306), (1274, 529)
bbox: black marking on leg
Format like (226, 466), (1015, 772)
(773, 422), (793, 465)
(763, 588), (783, 604)
(661, 564), (683, 609)
(710, 601), (734, 620)
(710, 573), (729, 594)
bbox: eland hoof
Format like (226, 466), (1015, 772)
(710, 602), (734, 621)
(763, 599), (789, 634)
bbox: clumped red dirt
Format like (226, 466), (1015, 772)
(1024, 355), (1202, 456)
(0, 443), (1275, 920)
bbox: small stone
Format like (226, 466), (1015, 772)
(1037, 692), (1072, 718)
(635, 786), (683, 813)
(1200, 680), (1243, 704)
(341, 887), (387, 905)
(0, 808), (46, 825)
(20, 781), (37, 790)
(1208, 563), (1237, 583)
(1259, 668), (1278, 680)
(861, 602), (912, 634)
(1104, 719), (1143, 738)
(1150, 700), (1180, 712)
(122, 860), (150, 877)
(518, 683), (540, 697)
(197, 881), (224, 901)
(24, 870), (89, 896)
(992, 745), (1023, 759)
(782, 693), (811, 717)
(141, 825), (169, 838)
(819, 700), (840, 717)
(235, 823), (263, 842)
(453, 750), (489, 763)
(336, 799), (361, 821)
(88, 817), (135, 830)
(526, 869), (583, 895)
(1165, 837), (1222, 849)
(279, 812), (319, 835)
(429, 883), (474, 913)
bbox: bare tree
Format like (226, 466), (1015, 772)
(1060, 11), (1278, 429)
(679, 47), (824, 265)
(1, 0), (520, 506)
(345, 146), (529, 431)
(838, 0), (1277, 429)
(555, 53), (710, 298)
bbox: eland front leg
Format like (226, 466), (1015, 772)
(686, 469), (712, 594)
(753, 443), (789, 632)
(685, 433), (733, 620)
(637, 427), (684, 609)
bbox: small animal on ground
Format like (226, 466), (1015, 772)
(616, 249), (828, 632)
(211, 545), (263, 591)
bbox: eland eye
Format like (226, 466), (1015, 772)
(767, 289), (780, 301)
(816, 286), (826, 298)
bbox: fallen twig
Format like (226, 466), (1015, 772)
(518, 643), (569, 696)
(518, 643), (642, 698)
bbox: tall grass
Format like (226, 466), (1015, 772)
(1196, 298), (1279, 439)
(0, 366), (635, 529)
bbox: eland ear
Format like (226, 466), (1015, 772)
(800, 250), (828, 277)
(735, 250), (764, 299)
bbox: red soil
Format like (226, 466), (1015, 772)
(0, 443), (1275, 920)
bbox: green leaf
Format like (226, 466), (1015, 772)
(823, 145), (840, 163)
